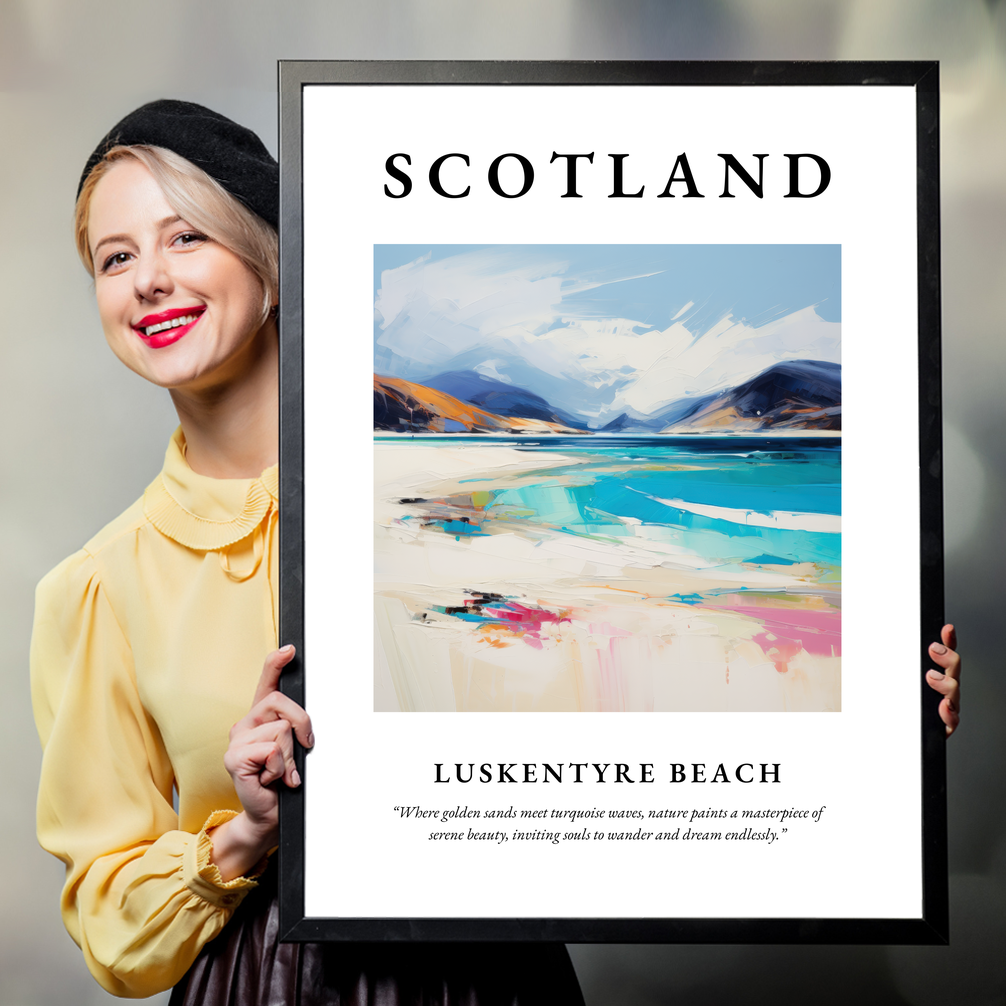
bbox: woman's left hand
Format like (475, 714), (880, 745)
(926, 624), (961, 737)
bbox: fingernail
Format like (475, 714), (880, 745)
(280, 644), (295, 654)
(927, 669), (944, 680)
(307, 732), (315, 748)
(292, 768), (301, 787)
(931, 643), (947, 654)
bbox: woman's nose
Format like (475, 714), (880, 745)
(133, 249), (173, 302)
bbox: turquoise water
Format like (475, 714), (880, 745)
(377, 436), (841, 570)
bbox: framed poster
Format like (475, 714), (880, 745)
(277, 61), (946, 943)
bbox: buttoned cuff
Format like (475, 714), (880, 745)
(182, 810), (269, 909)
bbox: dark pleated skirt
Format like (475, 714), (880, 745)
(169, 869), (584, 1006)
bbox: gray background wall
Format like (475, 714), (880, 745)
(1, 2), (1003, 1003)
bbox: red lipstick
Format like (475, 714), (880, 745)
(132, 306), (205, 349)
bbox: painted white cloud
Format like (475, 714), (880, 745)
(610, 306), (841, 417)
(375, 249), (566, 357)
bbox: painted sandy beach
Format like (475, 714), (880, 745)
(374, 437), (841, 712)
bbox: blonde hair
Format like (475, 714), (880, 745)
(75, 145), (278, 323)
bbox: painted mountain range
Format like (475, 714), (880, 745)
(374, 375), (586, 434)
(374, 360), (840, 435)
(619, 360), (842, 434)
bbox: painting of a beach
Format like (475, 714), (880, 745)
(373, 245), (841, 712)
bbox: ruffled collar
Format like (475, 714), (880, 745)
(143, 428), (278, 551)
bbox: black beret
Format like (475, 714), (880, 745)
(78, 99), (278, 228)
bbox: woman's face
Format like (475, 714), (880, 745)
(87, 158), (269, 392)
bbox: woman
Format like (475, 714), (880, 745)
(31, 100), (586, 1003)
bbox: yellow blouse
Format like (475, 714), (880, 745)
(31, 429), (279, 998)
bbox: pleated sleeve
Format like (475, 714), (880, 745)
(30, 548), (260, 998)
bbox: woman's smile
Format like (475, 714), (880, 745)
(133, 306), (207, 348)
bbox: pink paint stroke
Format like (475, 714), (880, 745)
(713, 603), (841, 672)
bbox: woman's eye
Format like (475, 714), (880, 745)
(101, 251), (132, 273)
(173, 231), (207, 248)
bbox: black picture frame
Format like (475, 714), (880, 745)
(277, 60), (945, 944)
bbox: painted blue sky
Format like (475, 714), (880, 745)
(374, 245), (840, 426)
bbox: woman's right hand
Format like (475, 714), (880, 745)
(209, 645), (314, 881)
